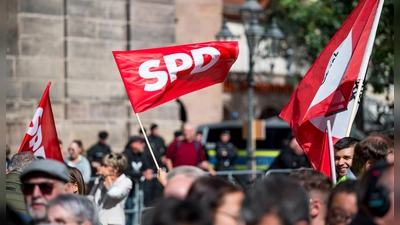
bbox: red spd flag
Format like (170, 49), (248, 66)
(113, 41), (239, 113)
(279, 0), (381, 177)
(18, 81), (63, 162)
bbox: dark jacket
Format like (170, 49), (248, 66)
(215, 141), (237, 171)
(87, 142), (112, 175)
(348, 211), (378, 225)
(6, 172), (27, 217)
(267, 145), (311, 170)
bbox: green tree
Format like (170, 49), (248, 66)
(265, 0), (393, 94)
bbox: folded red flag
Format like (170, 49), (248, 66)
(113, 41), (239, 113)
(18, 81), (63, 162)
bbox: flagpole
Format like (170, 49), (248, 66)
(326, 120), (337, 185)
(345, 0), (385, 137)
(135, 113), (160, 171)
(345, 79), (364, 137)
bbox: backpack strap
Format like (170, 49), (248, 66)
(172, 140), (201, 165)
(172, 140), (182, 160)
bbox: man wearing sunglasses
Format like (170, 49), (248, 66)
(19, 159), (70, 224)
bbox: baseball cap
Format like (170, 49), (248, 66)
(221, 130), (230, 135)
(20, 159), (69, 182)
(129, 136), (145, 143)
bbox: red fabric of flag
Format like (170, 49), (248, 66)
(113, 41), (239, 113)
(279, 0), (379, 178)
(18, 81), (63, 162)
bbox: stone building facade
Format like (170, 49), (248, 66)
(6, 0), (224, 155)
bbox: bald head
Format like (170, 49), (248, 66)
(183, 122), (195, 141)
(164, 176), (196, 199)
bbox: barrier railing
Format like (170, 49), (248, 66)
(89, 169), (266, 225)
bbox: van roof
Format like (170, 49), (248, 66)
(197, 116), (290, 129)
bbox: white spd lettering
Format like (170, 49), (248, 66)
(26, 108), (44, 152)
(139, 47), (221, 91)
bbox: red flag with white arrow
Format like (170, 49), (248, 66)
(279, 0), (383, 178)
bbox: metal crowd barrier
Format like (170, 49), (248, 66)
(90, 170), (266, 225)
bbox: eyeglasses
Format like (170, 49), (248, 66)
(328, 208), (354, 224)
(22, 182), (55, 195)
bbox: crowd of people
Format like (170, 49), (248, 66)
(6, 122), (394, 225)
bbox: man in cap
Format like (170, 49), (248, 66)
(87, 130), (112, 177)
(19, 159), (70, 224)
(215, 130), (238, 171)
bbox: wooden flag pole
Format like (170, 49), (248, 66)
(135, 113), (160, 171)
(345, 79), (364, 137)
(326, 120), (337, 185)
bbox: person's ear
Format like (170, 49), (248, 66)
(365, 160), (372, 170)
(72, 182), (79, 194)
(309, 198), (322, 218)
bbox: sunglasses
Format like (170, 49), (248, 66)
(22, 182), (55, 195)
(108, 154), (123, 160)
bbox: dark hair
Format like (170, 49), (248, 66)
(327, 180), (358, 209)
(139, 128), (147, 134)
(58, 139), (63, 145)
(98, 131), (108, 139)
(352, 134), (393, 177)
(241, 174), (310, 225)
(290, 169), (333, 204)
(72, 140), (83, 149)
(174, 130), (183, 138)
(6, 144), (11, 155)
(334, 137), (359, 150)
(186, 176), (243, 215)
(150, 123), (158, 131)
(67, 166), (86, 195)
(145, 197), (213, 225)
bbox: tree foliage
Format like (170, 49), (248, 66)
(264, 0), (393, 93)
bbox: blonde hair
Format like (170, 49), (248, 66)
(102, 153), (128, 175)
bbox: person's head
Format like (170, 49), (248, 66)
(351, 134), (394, 178)
(290, 170), (332, 224)
(186, 176), (244, 225)
(150, 123), (159, 135)
(196, 131), (203, 142)
(46, 194), (98, 225)
(7, 152), (37, 174)
(127, 136), (145, 153)
(98, 131), (108, 144)
(357, 161), (394, 225)
(326, 180), (358, 225)
(334, 137), (359, 178)
(58, 139), (63, 151)
(241, 174), (310, 225)
(183, 122), (195, 141)
(174, 130), (183, 141)
(164, 166), (206, 199)
(220, 130), (231, 143)
(289, 137), (304, 156)
(68, 140), (84, 160)
(147, 197), (213, 225)
(138, 127), (147, 137)
(19, 159), (69, 223)
(101, 153), (128, 176)
(66, 166), (86, 195)
(6, 144), (11, 157)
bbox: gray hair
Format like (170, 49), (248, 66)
(47, 194), (98, 225)
(8, 152), (37, 172)
(167, 166), (206, 181)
